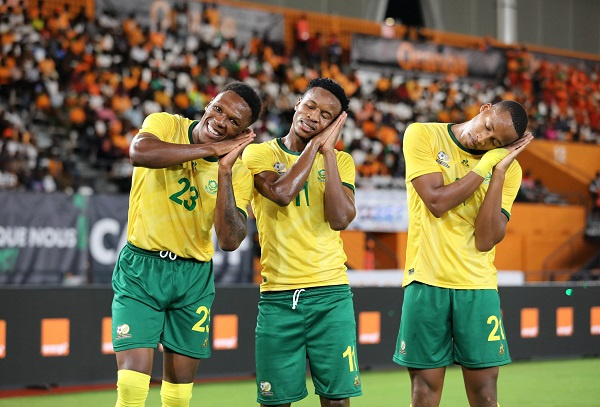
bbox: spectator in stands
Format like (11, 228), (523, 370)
(394, 100), (533, 406)
(111, 82), (261, 407)
(590, 171), (600, 216)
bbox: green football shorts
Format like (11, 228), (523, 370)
(393, 281), (511, 369)
(255, 285), (363, 405)
(111, 242), (215, 358)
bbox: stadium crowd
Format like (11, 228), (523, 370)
(0, 0), (599, 197)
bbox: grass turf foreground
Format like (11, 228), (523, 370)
(0, 358), (598, 406)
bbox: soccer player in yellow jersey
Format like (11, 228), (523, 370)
(242, 78), (362, 406)
(111, 82), (262, 407)
(393, 100), (534, 407)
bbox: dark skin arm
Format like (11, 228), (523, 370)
(129, 131), (254, 168)
(412, 134), (533, 218)
(320, 113), (356, 230)
(253, 113), (347, 207)
(474, 135), (532, 251)
(214, 133), (256, 251)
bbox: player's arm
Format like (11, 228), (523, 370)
(411, 133), (532, 218)
(214, 133), (256, 251)
(129, 132), (254, 168)
(320, 113), (355, 230)
(474, 135), (532, 251)
(253, 113), (347, 206)
(412, 172), (487, 218)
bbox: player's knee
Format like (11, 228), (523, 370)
(116, 369), (150, 407)
(321, 397), (349, 407)
(160, 380), (193, 407)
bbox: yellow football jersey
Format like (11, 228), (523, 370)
(403, 122), (522, 289)
(127, 112), (253, 261)
(242, 138), (356, 292)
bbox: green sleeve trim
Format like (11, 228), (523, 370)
(342, 182), (356, 194)
(237, 207), (248, 219)
(501, 208), (511, 220)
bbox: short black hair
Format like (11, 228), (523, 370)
(493, 100), (528, 139)
(222, 82), (262, 124)
(305, 77), (349, 113)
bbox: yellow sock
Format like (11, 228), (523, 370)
(115, 369), (150, 407)
(160, 380), (193, 407)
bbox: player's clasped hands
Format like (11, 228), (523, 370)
(316, 111), (348, 153)
(219, 128), (257, 168)
(210, 129), (256, 158)
(496, 131), (534, 172)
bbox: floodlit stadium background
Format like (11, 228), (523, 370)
(0, 0), (599, 397)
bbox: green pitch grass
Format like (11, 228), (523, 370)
(1, 358), (599, 406)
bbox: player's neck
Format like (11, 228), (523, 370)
(281, 132), (310, 153)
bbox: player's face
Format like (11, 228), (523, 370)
(460, 104), (519, 151)
(196, 91), (252, 144)
(292, 87), (342, 140)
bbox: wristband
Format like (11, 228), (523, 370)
(472, 148), (509, 177)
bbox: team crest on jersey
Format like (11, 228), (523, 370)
(116, 324), (132, 340)
(205, 180), (218, 194)
(317, 169), (326, 182)
(499, 344), (505, 355)
(273, 162), (287, 174)
(354, 375), (360, 386)
(399, 340), (406, 354)
(436, 151), (450, 168)
(259, 381), (273, 396)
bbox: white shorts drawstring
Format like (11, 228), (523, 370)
(159, 250), (178, 261)
(292, 289), (305, 310)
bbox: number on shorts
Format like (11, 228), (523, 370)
(342, 345), (357, 372)
(487, 315), (505, 341)
(192, 306), (210, 332)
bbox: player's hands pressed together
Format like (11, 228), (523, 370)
(209, 130), (256, 158)
(319, 111), (347, 153)
(494, 131), (533, 173)
(219, 128), (256, 171)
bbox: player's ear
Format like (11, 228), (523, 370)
(479, 103), (492, 113)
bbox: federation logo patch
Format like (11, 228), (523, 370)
(205, 180), (218, 194)
(354, 375), (360, 386)
(274, 162), (287, 174)
(499, 344), (505, 355)
(399, 340), (406, 355)
(259, 381), (273, 396)
(436, 151), (450, 168)
(116, 324), (132, 340)
(317, 169), (326, 182)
